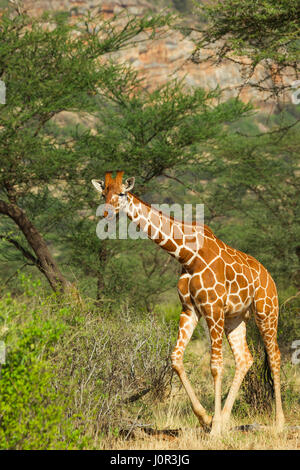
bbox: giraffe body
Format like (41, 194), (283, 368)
(92, 171), (285, 435)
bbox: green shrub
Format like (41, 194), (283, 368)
(0, 287), (174, 448)
(0, 357), (84, 449)
(0, 293), (87, 449)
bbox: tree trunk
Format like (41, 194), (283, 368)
(0, 199), (69, 292)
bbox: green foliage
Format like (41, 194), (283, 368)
(0, 6), (173, 291)
(0, 292), (85, 449)
(277, 288), (300, 352)
(0, 359), (82, 450)
(73, 81), (251, 185)
(0, 282), (174, 448)
(191, 0), (300, 101)
(195, 0), (300, 66)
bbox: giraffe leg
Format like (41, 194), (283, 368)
(254, 305), (285, 432)
(205, 310), (225, 436)
(171, 309), (212, 430)
(222, 315), (253, 428)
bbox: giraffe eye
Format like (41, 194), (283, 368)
(119, 193), (125, 197)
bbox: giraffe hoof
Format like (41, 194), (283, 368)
(275, 423), (285, 434)
(198, 415), (212, 433)
(210, 426), (222, 437)
(210, 420), (222, 436)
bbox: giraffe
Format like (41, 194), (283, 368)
(92, 171), (285, 435)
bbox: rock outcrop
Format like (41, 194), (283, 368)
(7, 1), (295, 110)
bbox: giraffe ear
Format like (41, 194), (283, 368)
(92, 179), (105, 194)
(124, 177), (135, 192)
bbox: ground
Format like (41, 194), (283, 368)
(104, 330), (300, 450)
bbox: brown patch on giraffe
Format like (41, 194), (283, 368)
(230, 281), (239, 294)
(205, 237), (221, 255)
(196, 289), (208, 304)
(248, 284), (255, 297)
(221, 250), (234, 264)
(215, 283), (226, 297)
(155, 231), (165, 244)
(207, 289), (218, 303)
(201, 267), (215, 287)
(232, 262), (243, 274)
(178, 277), (189, 296)
(236, 274), (248, 288)
(260, 269), (268, 289)
(174, 237), (183, 247)
(239, 287), (249, 303)
(266, 297), (273, 308)
(147, 224), (153, 238)
(189, 274), (201, 297)
(209, 258), (225, 281)
(164, 239), (177, 253)
(188, 257), (207, 273)
(184, 235), (197, 250)
(161, 218), (172, 238)
(255, 298), (265, 313)
(179, 247), (194, 264)
(226, 265), (236, 281)
(230, 295), (241, 305)
(140, 203), (149, 218)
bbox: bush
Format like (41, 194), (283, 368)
(0, 288), (174, 448)
(239, 340), (273, 415)
(235, 303), (300, 419)
(50, 303), (174, 437)
(0, 293), (84, 449)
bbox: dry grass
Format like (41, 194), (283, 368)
(106, 425), (300, 450)
(101, 335), (300, 450)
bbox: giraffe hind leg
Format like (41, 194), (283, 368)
(222, 314), (253, 428)
(254, 301), (285, 431)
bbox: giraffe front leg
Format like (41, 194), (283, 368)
(205, 310), (225, 436)
(171, 309), (212, 431)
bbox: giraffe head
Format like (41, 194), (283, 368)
(92, 171), (135, 219)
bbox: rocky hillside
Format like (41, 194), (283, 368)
(4, 0), (292, 110)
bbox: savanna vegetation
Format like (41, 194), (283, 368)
(0, 0), (299, 449)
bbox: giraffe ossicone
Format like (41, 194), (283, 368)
(92, 171), (285, 435)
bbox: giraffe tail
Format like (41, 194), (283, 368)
(263, 347), (275, 398)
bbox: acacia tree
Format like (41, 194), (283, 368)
(57, 80), (250, 305)
(0, 5), (171, 292)
(190, 0), (300, 103)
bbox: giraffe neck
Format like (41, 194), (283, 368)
(124, 193), (205, 265)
